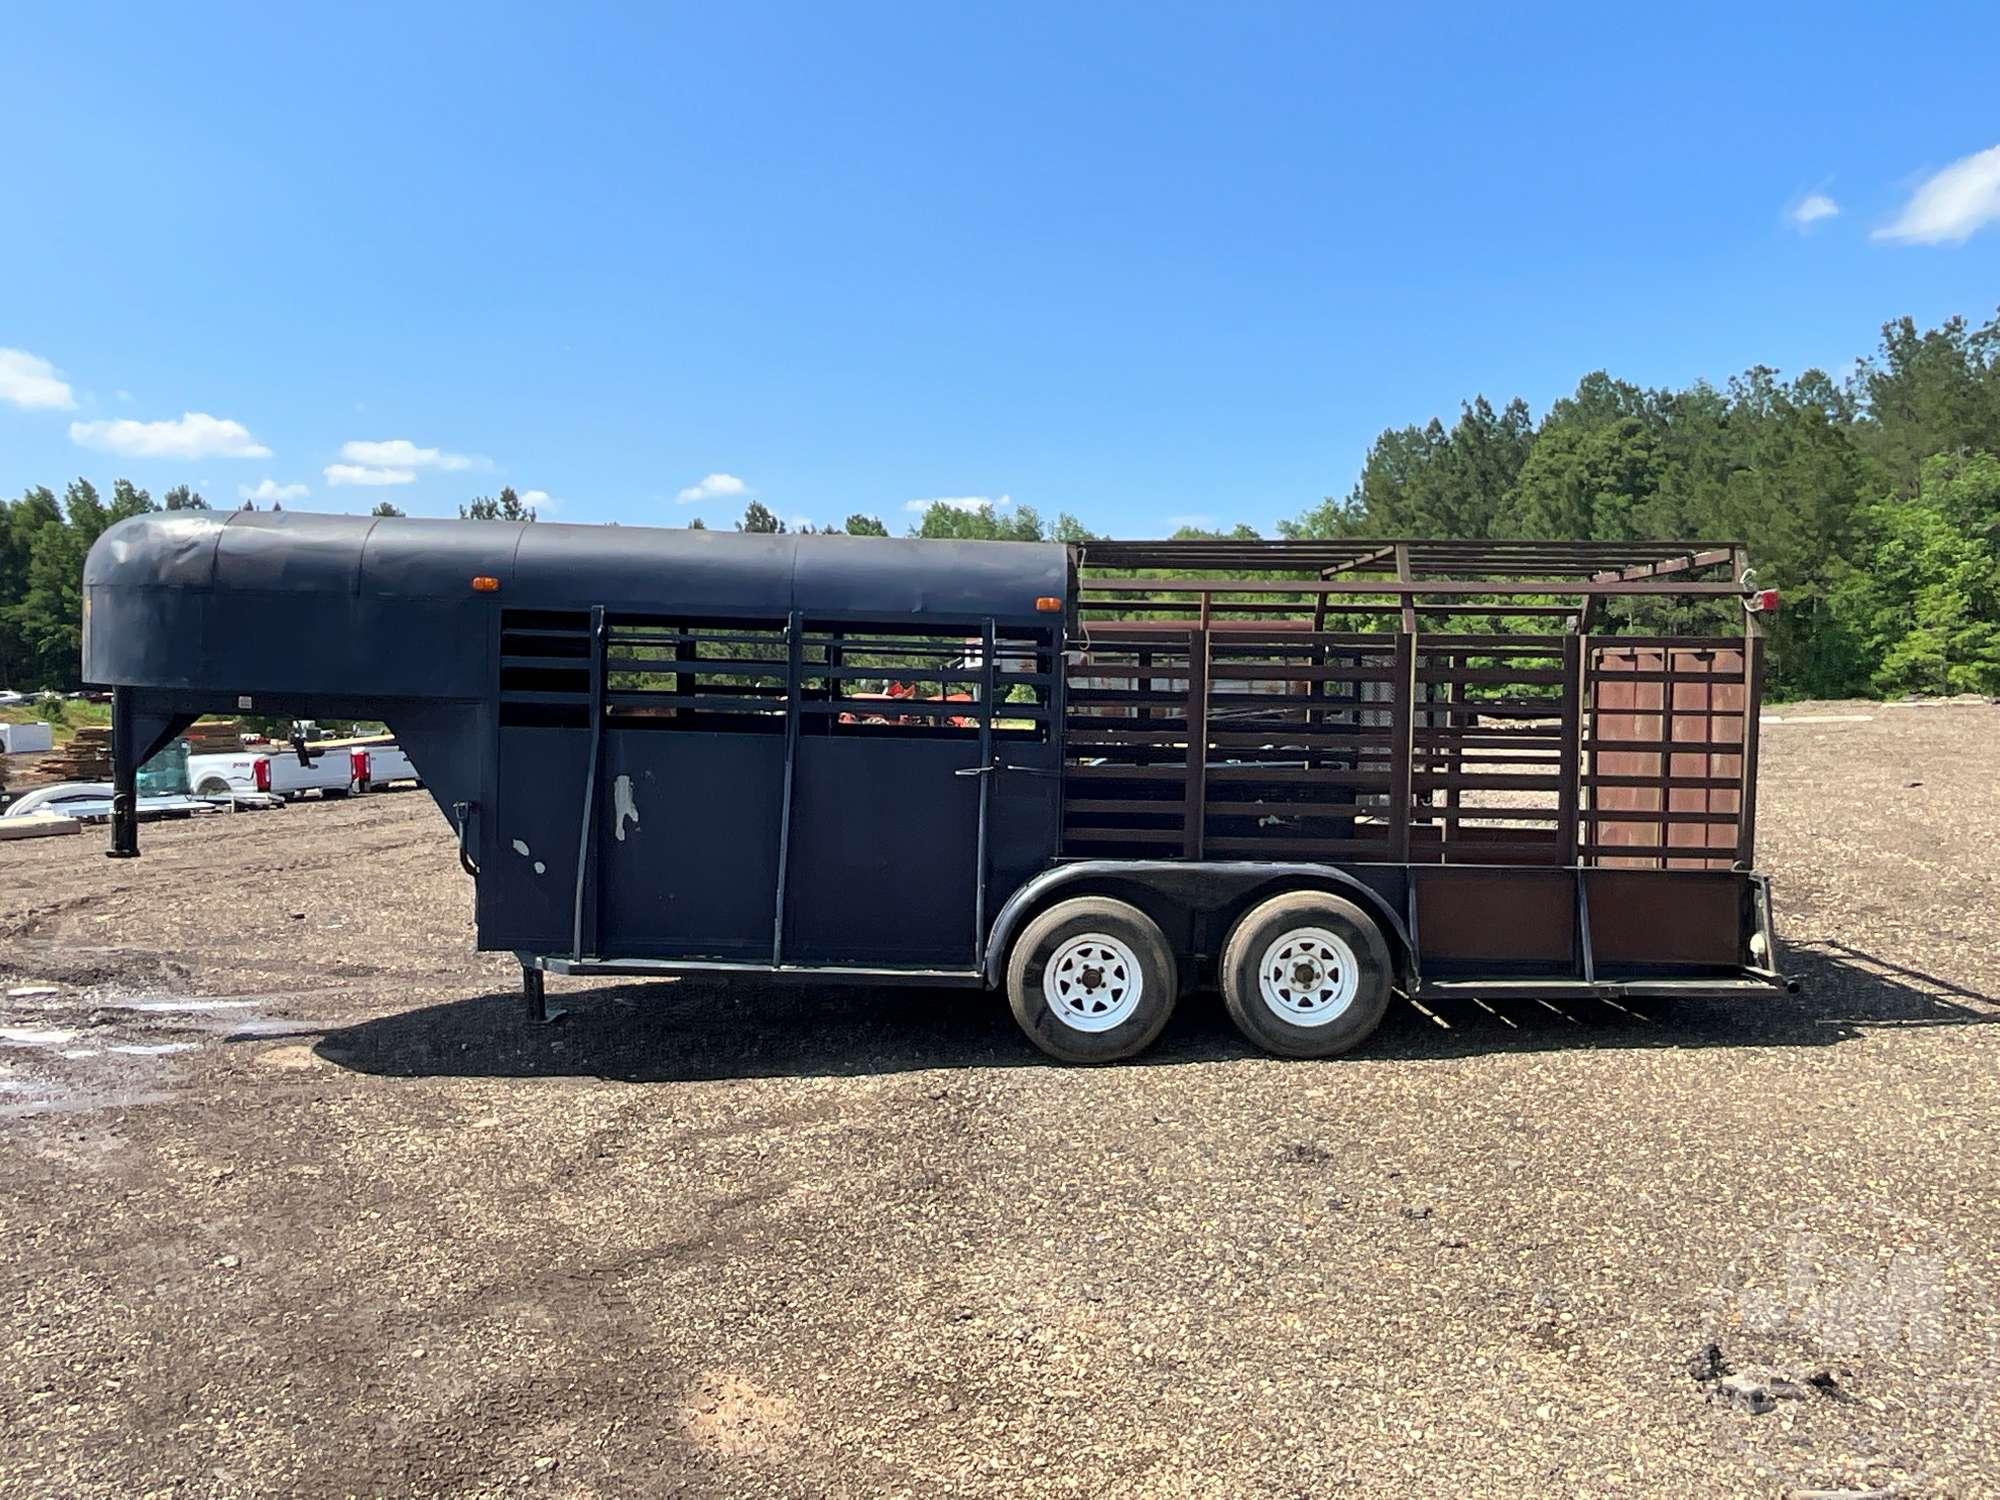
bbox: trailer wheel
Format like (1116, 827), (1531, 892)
(1220, 892), (1393, 1059)
(1005, 897), (1178, 1064)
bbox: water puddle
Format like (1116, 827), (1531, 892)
(0, 986), (301, 1121)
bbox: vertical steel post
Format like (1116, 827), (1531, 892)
(973, 618), (997, 966)
(1392, 543), (1418, 635)
(1657, 647), (1678, 870)
(1738, 630), (1765, 868)
(1389, 631), (1414, 864)
(1182, 600), (1210, 859)
(106, 685), (140, 859)
(1556, 633), (1582, 867)
(570, 605), (608, 961)
(771, 609), (804, 966)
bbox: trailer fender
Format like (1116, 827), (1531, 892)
(983, 861), (1414, 988)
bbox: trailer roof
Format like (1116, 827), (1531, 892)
(85, 509), (1071, 625)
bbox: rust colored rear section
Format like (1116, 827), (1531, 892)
(1588, 645), (1747, 870)
(1061, 538), (1773, 983)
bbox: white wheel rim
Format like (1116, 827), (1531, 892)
(1256, 926), (1359, 1027)
(1043, 933), (1144, 1033)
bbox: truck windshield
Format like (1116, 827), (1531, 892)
(137, 741), (191, 798)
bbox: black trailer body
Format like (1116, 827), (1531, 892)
(83, 512), (1791, 1062)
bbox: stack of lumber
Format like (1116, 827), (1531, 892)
(35, 725), (112, 781)
(181, 718), (246, 753)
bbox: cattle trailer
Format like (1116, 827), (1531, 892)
(83, 513), (1794, 1062)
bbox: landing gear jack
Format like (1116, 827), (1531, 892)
(521, 962), (565, 1026)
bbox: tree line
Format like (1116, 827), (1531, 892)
(1276, 312), (2000, 699)
(5, 311), (1997, 698)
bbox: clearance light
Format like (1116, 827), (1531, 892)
(1746, 587), (1780, 614)
(471, 575), (501, 593)
(1035, 596), (1063, 613)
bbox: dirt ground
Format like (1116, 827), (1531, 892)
(3, 703), (1998, 1498)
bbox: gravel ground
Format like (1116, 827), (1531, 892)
(3, 702), (1998, 1498)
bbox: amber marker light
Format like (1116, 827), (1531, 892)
(471, 576), (501, 593)
(1035, 596), (1063, 613)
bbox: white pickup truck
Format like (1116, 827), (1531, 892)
(188, 737), (357, 800)
(351, 742), (420, 790)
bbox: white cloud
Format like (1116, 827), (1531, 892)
(518, 488), (561, 514)
(904, 493), (1013, 514)
(676, 472), (749, 504)
(70, 411), (269, 459)
(239, 478), (309, 502)
(1788, 192), (1839, 229)
(1876, 143), (2000, 245)
(324, 463), (416, 487)
(0, 348), (77, 411)
(338, 437), (484, 472)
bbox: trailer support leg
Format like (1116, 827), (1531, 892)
(107, 686), (140, 859)
(520, 963), (563, 1025)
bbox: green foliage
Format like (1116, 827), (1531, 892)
(843, 513), (889, 536)
(369, 500), (405, 518)
(461, 486), (537, 521)
(1286, 309), (2000, 697)
(737, 500), (784, 533)
(1283, 396), (1534, 540)
(1831, 453), (2000, 697)
(907, 502), (1097, 542)
(163, 484), (207, 511)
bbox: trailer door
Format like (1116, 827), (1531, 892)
(779, 619), (1059, 969)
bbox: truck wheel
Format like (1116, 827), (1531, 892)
(1006, 896), (1178, 1064)
(1220, 892), (1393, 1059)
(195, 778), (231, 796)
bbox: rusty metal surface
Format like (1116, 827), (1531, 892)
(1584, 869), (1746, 967)
(1053, 536), (1766, 981)
(1413, 867), (1575, 966)
(1588, 646), (1745, 870)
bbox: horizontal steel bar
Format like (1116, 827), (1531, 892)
(532, 955), (987, 985)
(1084, 578), (1749, 597)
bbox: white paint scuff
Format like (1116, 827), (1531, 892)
(613, 774), (640, 842)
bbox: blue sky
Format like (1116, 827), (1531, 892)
(3, 3), (1998, 536)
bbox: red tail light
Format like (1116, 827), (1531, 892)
(253, 757), (271, 793)
(351, 749), (371, 781)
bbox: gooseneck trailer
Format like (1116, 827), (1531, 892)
(83, 512), (1792, 1062)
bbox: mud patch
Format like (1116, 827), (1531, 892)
(678, 1371), (803, 1462)
(255, 1044), (323, 1072)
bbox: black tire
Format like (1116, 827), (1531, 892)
(1005, 896), (1178, 1064)
(1220, 891), (1394, 1059)
(195, 778), (231, 797)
